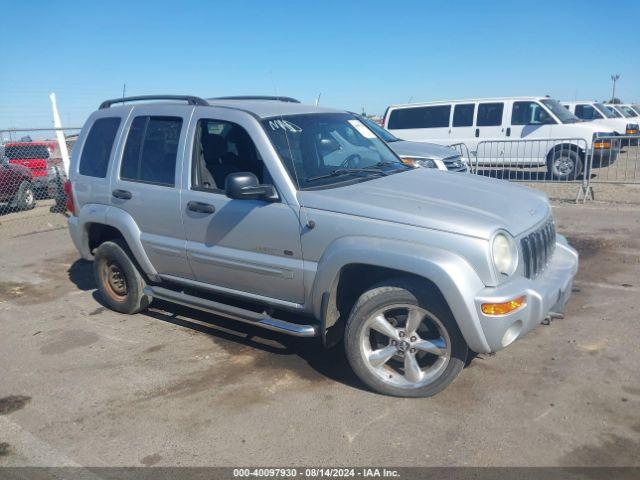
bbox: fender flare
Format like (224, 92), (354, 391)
(77, 203), (161, 282)
(310, 236), (491, 353)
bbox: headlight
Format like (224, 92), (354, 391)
(626, 124), (638, 135)
(491, 232), (518, 277)
(400, 157), (437, 169)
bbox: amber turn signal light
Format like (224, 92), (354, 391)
(626, 129), (638, 135)
(593, 141), (611, 149)
(481, 296), (526, 315)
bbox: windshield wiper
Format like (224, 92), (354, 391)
(305, 168), (388, 182)
(373, 160), (412, 170)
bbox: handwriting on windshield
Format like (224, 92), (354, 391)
(268, 119), (303, 133)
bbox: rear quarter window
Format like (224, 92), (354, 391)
(79, 117), (122, 178)
(388, 105), (451, 129)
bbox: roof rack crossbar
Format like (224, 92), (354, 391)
(99, 95), (209, 109)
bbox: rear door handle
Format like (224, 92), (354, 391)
(187, 201), (215, 214)
(475, 128), (480, 138)
(506, 127), (511, 137)
(112, 189), (132, 200)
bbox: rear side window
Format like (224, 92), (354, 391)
(388, 105), (451, 129)
(120, 116), (183, 186)
(452, 104), (475, 127)
(78, 118), (121, 177)
(476, 103), (504, 126)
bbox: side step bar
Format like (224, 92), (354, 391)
(143, 286), (319, 338)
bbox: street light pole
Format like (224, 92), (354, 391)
(611, 74), (620, 102)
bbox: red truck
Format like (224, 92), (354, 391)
(3, 141), (61, 193)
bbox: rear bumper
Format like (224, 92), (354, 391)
(473, 235), (578, 352)
(67, 216), (92, 260)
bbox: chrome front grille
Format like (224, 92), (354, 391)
(521, 219), (556, 278)
(443, 155), (467, 172)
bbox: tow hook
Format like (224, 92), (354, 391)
(542, 311), (565, 325)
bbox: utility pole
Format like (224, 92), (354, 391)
(610, 74), (620, 102)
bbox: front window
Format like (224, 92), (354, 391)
(511, 101), (554, 125)
(541, 99), (580, 124)
(594, 103), (620, 118)
(262, 113), (409, 190)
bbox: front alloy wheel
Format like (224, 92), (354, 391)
(345, 279), (467, 397)
(361, 304), (451, 388)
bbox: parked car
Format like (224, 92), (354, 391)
(355, 115), (468, 172)
(67, 94), (578, 397)
(3, 140), (61, 194)
(382, 97), (617, 180)
(0, 153), (36, 212)
(562, 101), (638, 136)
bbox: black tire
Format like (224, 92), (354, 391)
(14, 181), (36, 211)
(547, 148), (582, 181)
(344, 278), (468, 397)
(93, 239), (151, 314)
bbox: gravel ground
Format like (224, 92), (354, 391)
(0, 200), (638, 467)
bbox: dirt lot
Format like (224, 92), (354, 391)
(0, 200), (639, 467)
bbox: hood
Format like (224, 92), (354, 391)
(389, 140), (460, 160)
(298, 168), (551, 240)
(589, 118), (636, 134)
(3, 162), (32, 178)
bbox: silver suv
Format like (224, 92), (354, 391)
(67, 95), (578, 397)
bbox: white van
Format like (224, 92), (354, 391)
(562, 101), (638, 135)
(382, 97), (617, 180)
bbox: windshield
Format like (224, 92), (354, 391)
(357, 116), (399, 142)
(4, 145), (51, 159)
(262, 113), (408, 190)
(594, 103), (619, 118)
(617, 106), (638, 118)
(541, 99), (580, 124)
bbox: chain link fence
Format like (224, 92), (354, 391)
(1, 128), (80, 238)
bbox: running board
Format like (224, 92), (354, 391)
(143, 286), (319, 337)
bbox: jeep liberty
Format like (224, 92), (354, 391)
(66, 95), (578, 397)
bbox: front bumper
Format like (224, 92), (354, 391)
(473, 235), (578, 352)
(590, 147), (619, 168)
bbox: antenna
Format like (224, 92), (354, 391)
(122, 83), (127, 104)
(315, 93), (322, 106)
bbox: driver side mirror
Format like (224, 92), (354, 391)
(225, 172), (277, 201)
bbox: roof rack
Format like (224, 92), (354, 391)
(211, 95), (301, 103)
(99, 95), (209, 109)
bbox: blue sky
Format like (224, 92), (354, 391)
(1, 0), (638, 129)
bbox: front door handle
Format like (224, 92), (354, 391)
(506, 127), (511, 137)
(112, 189), (132, 200)
(475, 128), (480, 138)
(187, 201), (215, 214)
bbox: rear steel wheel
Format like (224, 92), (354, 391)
(93, 239), (151, 314)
